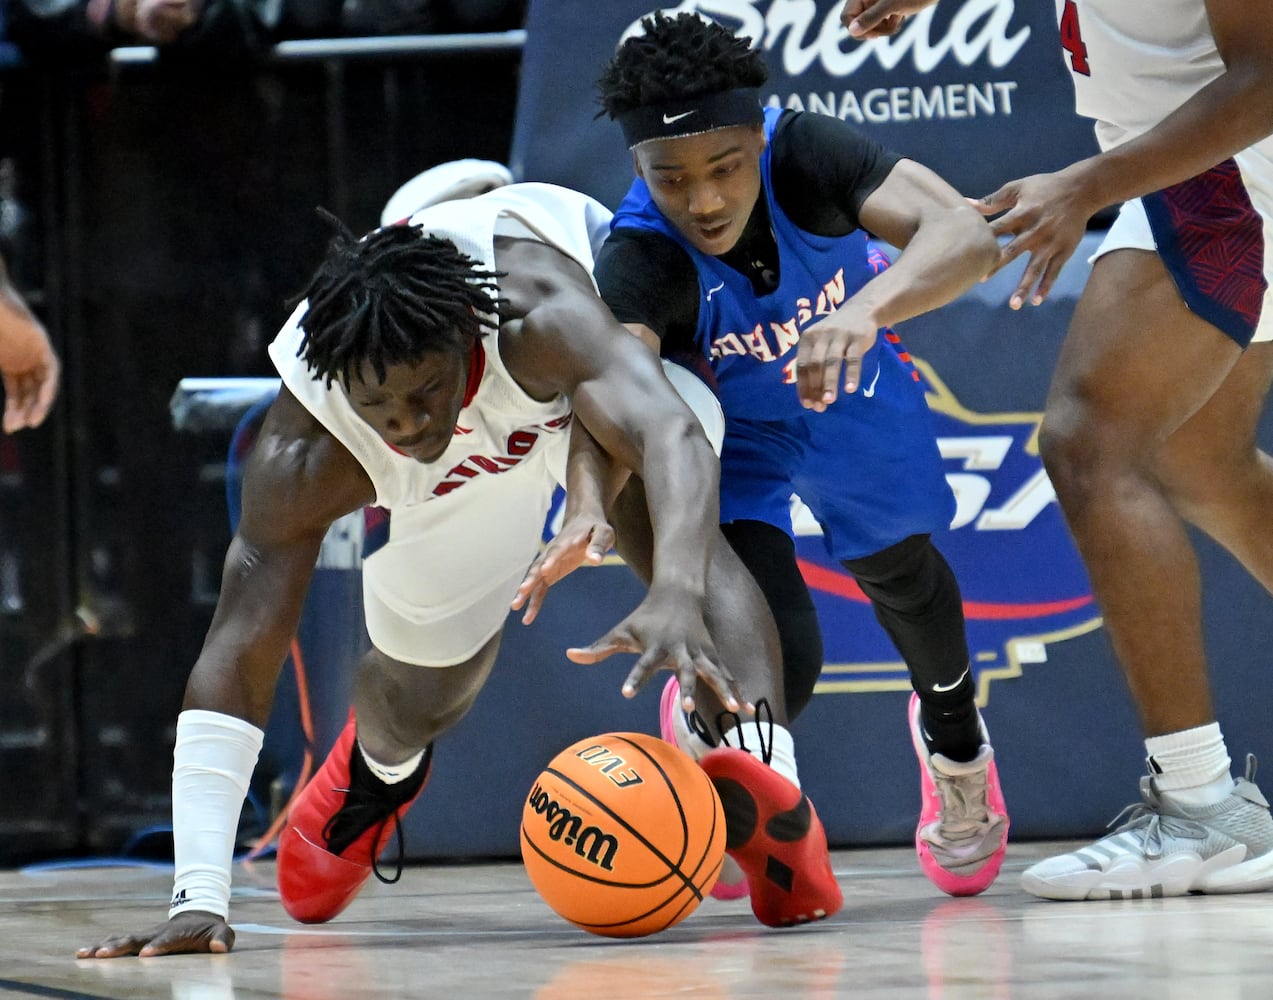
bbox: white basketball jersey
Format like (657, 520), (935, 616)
(1055, 0), (1224, 151)
(268, 183), (612, 510)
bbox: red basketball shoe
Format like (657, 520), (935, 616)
(278, 712), (431, 923)
(699, 746), (842, 927)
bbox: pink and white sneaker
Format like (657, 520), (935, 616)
(909, 692), (1009, 896)
(659, 676), (750, 901)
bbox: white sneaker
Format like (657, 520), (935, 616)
(1022, 755), (1273, 901)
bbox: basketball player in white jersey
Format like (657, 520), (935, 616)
(75, 181), (818, 958)
(843, 0), (1273, 900)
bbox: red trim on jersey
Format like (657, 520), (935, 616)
(463, 338), (486, 409)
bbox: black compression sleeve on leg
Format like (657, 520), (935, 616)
(721, 519), (824, 720)
(842, 534), (981, 760)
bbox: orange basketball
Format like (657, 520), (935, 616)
(520, 731), (727, 938)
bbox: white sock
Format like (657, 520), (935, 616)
(720, 721), (800, 789)
(358, 741), (426, 785)
(670, 707), (716, 762)
(1145, 723), (1234, 808)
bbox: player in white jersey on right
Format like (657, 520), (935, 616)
(844, 0), (1273, 900)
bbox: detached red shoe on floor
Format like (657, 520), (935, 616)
(699, 746), (842, 927)
(278, 712), (431, 924)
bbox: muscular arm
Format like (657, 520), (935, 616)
(852, 159), (998, 328)
(981, 0), (1273, 305)
(77, 386), (375, 959)
(1050, 0), (1273, 214)
(184, 386), (375, 724)
(498, 237), (730, 702)
(795, 159), (997, 408)
(508, 290), (717, 601)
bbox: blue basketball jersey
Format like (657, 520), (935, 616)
(609, 107), (954, 559)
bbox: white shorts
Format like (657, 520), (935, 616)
(362, 358), (726, 667)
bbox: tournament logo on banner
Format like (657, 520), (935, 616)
(799, 359), (1100, 705)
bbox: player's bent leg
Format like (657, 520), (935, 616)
(721, 519), (825, 720)
(1154, 341), (1273, 597)
(908, 693), (1008, 896)
(278, 635), (501, 923)
(1022, 756), (1273, 901)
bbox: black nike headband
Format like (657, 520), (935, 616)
(617, 87), (765, 149)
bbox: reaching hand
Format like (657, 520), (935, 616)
(566, 587), (748, 714)
(0, 294), (60, 433)
(794, 308), (879, 411)
(841, 0), (939, 38)
(512, 513), (615, 625)
(76, 911), (235, 959)
(975, 169), (1094, 310)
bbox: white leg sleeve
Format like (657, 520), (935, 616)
(168, 709), (264, 920)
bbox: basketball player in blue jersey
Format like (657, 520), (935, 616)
(844, 0), (1273, 901)
(75, 181), (838, 959)
(583, 11), (1006, 902)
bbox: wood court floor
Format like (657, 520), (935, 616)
(4, 842), (1272, 999)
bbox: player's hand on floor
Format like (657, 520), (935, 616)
(566, 588), (749, 714)
(512, 513), (615, 624)
(76, 911), (235, 959)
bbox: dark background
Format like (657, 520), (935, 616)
(0, 43), (522, 861)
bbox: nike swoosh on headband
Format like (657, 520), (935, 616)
(662, 110), (697, 124)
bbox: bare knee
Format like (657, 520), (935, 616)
(354, 635), (499, 757)
(1038, 394), (1108, 505)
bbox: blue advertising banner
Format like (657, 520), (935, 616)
(511, 0), (1099, 208)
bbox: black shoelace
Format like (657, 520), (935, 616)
(687, 697), (774, 764)
(322, 743), (433, 885)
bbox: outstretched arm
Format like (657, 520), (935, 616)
(77, 388), (373, 959)
(977, 0), (1273, 308)
(0, 258), (60, 433)
(499, 243), (739, 711)
(795, 158), (998, 410)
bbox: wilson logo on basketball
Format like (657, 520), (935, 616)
(525, 783), (621, 872)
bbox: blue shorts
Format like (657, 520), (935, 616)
(718, 338), (954, 561)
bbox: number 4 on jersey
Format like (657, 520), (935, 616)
(1060, 0), (1090, 76)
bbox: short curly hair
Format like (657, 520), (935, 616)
(596, 11), (768, 119)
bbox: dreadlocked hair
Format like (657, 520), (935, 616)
(596, 11), (768, 119)
(294, 210), (504, 389)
